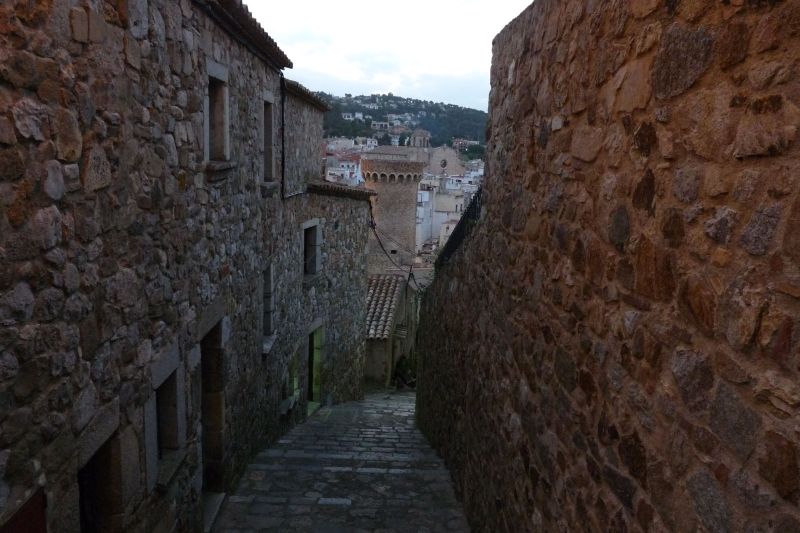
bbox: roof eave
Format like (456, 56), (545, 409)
(193, 0), (292, 70)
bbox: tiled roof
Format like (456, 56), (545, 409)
(307, 180), (376, 202)
(366, 276), (404, 340)
(193, 0), (292, 69)
(285, 79), (331, 112)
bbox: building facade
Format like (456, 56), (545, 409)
(0, 1), (371, 531)
(361, 150), (425, 274)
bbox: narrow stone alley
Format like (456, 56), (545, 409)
(214, 393), (470, 532)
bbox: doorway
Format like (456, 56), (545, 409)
(200, 323), (225, 531)
(78, 434), (122, 533)
(307, 327), (324, 415)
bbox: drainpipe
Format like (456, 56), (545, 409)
(280, 73), (287, 200)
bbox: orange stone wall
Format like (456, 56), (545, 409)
(417, 1), (800, 531)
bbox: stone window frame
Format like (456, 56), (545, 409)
(145, 344), (187, 492)
(262, 261), (277, 355)
(77, 431), (124, 531)
(204, 59), (231, 164)
(261, 90), (276, 182)
(301, 218), (323, 278)
(71, 397), (124, 533)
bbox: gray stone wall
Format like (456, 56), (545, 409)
(418, 0), (800, 531)
(362, 167), (423, 273)
(0, 1), (368, 531)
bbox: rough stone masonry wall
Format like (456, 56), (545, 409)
(0, 1), (369, 531)
(417, 1), (800, 531)
(363, 160), (425, 273)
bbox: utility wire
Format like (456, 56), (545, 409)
(368, 204), (427, 291)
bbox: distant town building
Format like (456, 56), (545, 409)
(355, 137), (379, 150)
(411, 129), (432, 148)
(365, 276), (417, 387)
(371, 121), (390, 131)
(327, 137), (355, 151)
(426, 146), (466, 175)
(452, 138), (480, 151)
(325, 153), (363, 186)
(361, 147), (426, 274)
(342, 112), (354, 121)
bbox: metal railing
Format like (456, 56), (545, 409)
(435, 187), (483, 268)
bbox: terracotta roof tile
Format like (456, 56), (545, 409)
(194, 0), (292, 69)
(366, 275), (404, 340)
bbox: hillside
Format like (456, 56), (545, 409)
(316, 92), (488, 147)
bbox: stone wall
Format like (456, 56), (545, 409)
(417, 1), (800, 531)
(0, 1), (368, 531)
(362, 160), (425, 273)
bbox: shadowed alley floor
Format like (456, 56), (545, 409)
(214, 392), (470, 532)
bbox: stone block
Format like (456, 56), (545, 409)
(144, 395), (158, 493)
(0, 282), (35, 322)
(653, 23), (714, 99)
(220, 315), (231, 345)
(709, 384), (761, 460)
(12, 97), (48, 141)
(704, 207), (738, 245)
(687, 470), (731, 533)
(88, 10), (107, 43)
(119, 426), (141, 502)
(0, 117), (17, 145)
(176, 369), (187, 448)
(570, 125), (604, 162)
(670, 349), (714, 412)
(739, 204), (781, 256)
(758, 431), (799, 503)
(608, 205), (630, 252)
(125, 33), (141, 69)
(54, 108), (82, 163)
(196, 294), (225, 342)
(81, 145), (112, 192)
(0, 146), (24, 182)
(43, 160), (65, 201)
(78, 398), (120, 467)
(187, 344), (201, 371)
(150, 343), (179, 388)
(32, 205), (62, 250)
(70, 7), (89, 43)
(629, 0), (659, 19)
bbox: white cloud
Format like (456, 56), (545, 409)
(244, 0), (532, 110)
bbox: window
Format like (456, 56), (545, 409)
(303, 221), (322, 276)
(155, 371), (179, 459)
(208, 77), (229, 161)
(79, 435), (122, 533)
(263, 101), (274, 181)
(263, 264), (275, 336)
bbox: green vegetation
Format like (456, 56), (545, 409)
(317, 92), (487, 147)
(462, 144), (486, 160)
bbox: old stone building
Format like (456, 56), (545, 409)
(418, 0), (800, 532)
(364, 274), (417, 387)
(0, 1), (371, 532)
(362, 147), (425, 273)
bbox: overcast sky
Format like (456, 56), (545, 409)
(244, 1), (533, 111)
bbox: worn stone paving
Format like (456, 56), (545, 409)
(214, 392), (470, 532)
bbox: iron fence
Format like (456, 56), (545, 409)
(435, 187), (483, 268)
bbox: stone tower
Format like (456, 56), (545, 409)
(362, 149), (426, 274)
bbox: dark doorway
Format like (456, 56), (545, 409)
(307, 328), (324, 416)
(0, 489), (46, 533)
(78, 435), (122, 532)
(201, 323), (225, 493)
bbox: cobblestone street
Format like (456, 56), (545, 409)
(214, 392), (470, 532)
